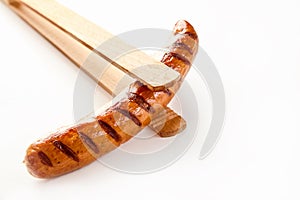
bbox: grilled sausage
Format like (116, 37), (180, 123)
(24, 20), (199, 178)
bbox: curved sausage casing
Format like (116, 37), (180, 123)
(24, 20), (199, 178)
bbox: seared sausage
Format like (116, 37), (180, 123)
(24, 20), (199, 178)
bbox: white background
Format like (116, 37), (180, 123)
(1, 0), (300, 199)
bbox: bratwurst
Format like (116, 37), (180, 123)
(24, 20), (199, 178)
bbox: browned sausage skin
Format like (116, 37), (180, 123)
(24, 20), (199, 178)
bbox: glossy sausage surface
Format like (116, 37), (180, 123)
(24, 20), (199, 178)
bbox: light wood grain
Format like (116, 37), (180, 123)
(3, 0), (186, 136)
(9, 0), (180, 91)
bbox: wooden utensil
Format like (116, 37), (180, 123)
(3, 0), (180, 91)
(1, 0), (186, 136)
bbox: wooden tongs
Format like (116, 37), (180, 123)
(2, 0), (187, 137)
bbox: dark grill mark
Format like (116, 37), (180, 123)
(185, 32), (198, 40)
(163, 88), (172, 96)
(53, 141), (79, 162)
(38, 151), (53, 167)
(115, 108), (142, 126)
(172, 41), (194, 55)
(168, 52), (191, 66)
(78, 132), (99, 154)
(98, 120), (121, 142)
(129, 93), (153, 113)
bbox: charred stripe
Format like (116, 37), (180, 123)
(115, 108), (142, 126)
(129, 93), (153, 113)
(98, 120), (121, 142)
(38, 151), (53, 167)
(53, 141), (79, 162)
(78, 132), (99, 154)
